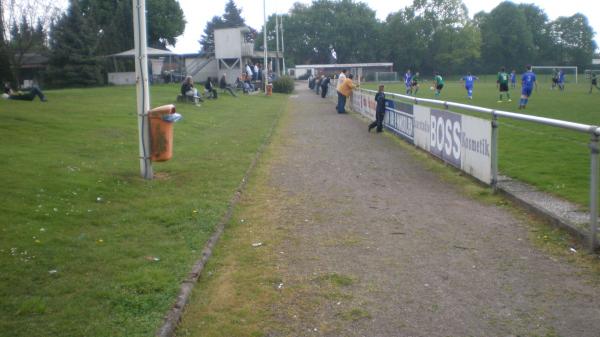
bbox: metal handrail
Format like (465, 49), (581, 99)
(356, 87), (599, 251)
(360, 88), (600, 135)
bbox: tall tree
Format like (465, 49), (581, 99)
(517, 4), (553, 64)
(383, 0), (473, 74)
(200, 0), (246, 53)
(79, 0), (185, 54)
(256, 0), (382, 66)
(479, 1), (533, 72)
(549, 14), (597, 68)
(0, 0), (12, 82)
(1, 0), (57, 84)
(46, 0), (103, 87)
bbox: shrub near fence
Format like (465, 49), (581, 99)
(272, 76), (294, 94)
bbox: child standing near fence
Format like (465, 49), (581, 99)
(368, 85), (386, 133)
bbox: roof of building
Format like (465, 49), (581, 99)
(295, 63), (393, 69)
(20, 53), (49, 68)
(109, 47), (178, 57)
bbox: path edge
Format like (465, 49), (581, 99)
(155, 102), (285, 337)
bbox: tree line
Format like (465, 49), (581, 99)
(0, 0), (185, 87)
(256, 0), (597, 75)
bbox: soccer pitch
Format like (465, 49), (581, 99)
(363, 77), (600, 208)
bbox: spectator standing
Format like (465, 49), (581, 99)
(337, 74), (358, 114)
(246, 63), (254, 81)
(368, 84), (386, 133)
(320, 75), (331, 98)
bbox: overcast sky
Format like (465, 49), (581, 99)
(171, 0), (600, 54)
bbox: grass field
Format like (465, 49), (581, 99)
(363, 77), (600, 208)
(0, 85), (287, 337)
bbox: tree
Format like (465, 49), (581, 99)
(200, 0), (246, 53)
(46, 0), (103, 87)
(549, 14), (597, 68)
(79, 0), (185, 54)
(256, 0), (382, 66)
(479, 1), (533, 72)
(0, 0), (12, 82)
(1, 0), (57, 84)
(517, 4), (553, 65)
(382, 0), (474, 74)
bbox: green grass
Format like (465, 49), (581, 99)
(363, 79), (600, 208)
(0, 84), (287, 337)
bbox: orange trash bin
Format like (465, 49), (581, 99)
(148, 104), (177, 162)
(266, 83), (273, 96)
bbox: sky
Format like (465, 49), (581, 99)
(171, 0), (600, 54)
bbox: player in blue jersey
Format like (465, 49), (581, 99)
(510, 70), (517, 88)
(519, 65), (537, 109)
(558, 69), (565, 91)
(404, 69), (412, 95)
(461, 72), (478, 99)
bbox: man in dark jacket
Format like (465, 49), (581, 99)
(320, 75), (331, 98)
(368, 84), (386, 133)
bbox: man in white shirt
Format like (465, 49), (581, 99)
(336, 69), (347, 92)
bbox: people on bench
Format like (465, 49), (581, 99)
(180, 76), (202, 104)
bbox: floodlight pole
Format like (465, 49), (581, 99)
(133, 0), (153, 179)
(263, 0), (268, 92)
(281, 15), (286, 75)
(275, 14), (280, 77)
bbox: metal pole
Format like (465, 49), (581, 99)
(263, 0), (268, 93)
(133, 0), (153, 179)
(589, 134), (599, 251)
(275, 14), (280, 77)
(281, 15), (286, 75)
(491, 113), (499, 191)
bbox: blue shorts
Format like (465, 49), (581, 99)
(465, 86), (473, 90)
(522, 87), (533, 97)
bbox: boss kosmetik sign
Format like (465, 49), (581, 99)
(414, 107), (491, 184)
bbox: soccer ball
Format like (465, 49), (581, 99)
(430, 86), (434, 90)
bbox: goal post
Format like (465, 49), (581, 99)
(531, 66), (578, 84)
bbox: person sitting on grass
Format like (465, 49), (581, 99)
(243, 72), (255, 92)
(219, 74), (237, 97)
(205, 77), (218, 99)
(180, 76), (202, 105)
(2, 82), (47, 102)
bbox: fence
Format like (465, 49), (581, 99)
(327, 83), (599, 250)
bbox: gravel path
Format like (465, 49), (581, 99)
(266, 86), (600, 336)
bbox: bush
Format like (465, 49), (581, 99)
(272, 75), (294, 94)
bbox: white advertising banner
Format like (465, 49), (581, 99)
(347, 89), (491, 184)
(359, 90), (376, 120)
(460, 115), (492, 183)
(413, 105), (431, 151)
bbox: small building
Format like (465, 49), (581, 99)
(292, 63), (394, 81)
(182, 26), (281, 85)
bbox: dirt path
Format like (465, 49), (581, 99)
(264, 86), (600, 336)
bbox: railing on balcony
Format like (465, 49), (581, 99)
(241, 42), (255, 57)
